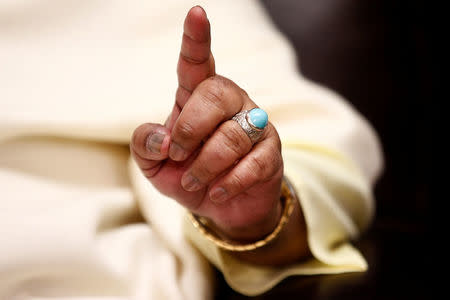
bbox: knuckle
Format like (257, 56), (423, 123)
(175, 120), (196, 141)
(271, 151), (283, 175)
(227, 173), (247, 192)
(199, 75), (240, 114)
(239, 87), (249, 97)
(269, 124), (282, 151)
(196, 164), (215, 181)
(262, 146), (283, 178)
(200, 76), (226, 106)
(218, 125), (248, 157)
(208, 74), (232, 88)
(247, 154), (268, 176)
(260, 124), (282, 155)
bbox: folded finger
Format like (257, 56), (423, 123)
(180, 119), (254, 192)
(169, 76), (256, 161)
(181, 120), (276, 193)
(208, 125), (282, 203)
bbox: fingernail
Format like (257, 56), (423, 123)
(146, 132), (166, 154)
(182, 173), (202, 192)
(210, 187), (228, 203)
(169, 142), (187, 161)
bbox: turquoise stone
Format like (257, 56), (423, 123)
(248, 108), (268, 129)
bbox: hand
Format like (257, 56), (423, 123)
(131, 6), (295, 247)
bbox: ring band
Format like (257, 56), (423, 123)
(232, 108), (268, 143)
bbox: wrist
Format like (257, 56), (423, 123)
(188, 176), (309, 265)
(208, 197), (283, 243)
(188, 176), (298, 252)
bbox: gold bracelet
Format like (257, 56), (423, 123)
(187, 176), (297, 252)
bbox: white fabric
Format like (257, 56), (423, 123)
(0, 0), (383, 299)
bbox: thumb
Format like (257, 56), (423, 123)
(130, 123), (171, 178)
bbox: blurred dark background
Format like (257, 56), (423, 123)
(218, 0), (431, 299)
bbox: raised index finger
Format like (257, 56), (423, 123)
(176, 6), (215, 108)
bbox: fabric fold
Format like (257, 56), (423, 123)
(184, 141), (373, 296)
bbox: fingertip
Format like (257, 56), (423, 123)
(169, 141), (189, 161)
(190, 5), (207, 19)
(209, 186), (228, 204)
(159, 131), (171, 156)
(142, 125), (170, 156)
(181, 172), (202, 192)
(184, 5), (210, 42)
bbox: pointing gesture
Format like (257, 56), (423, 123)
(131, 6), (308, 264)
(167, 6), (215, 130)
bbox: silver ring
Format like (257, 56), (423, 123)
(232, 108), (268, 143)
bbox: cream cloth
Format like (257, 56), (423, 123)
(0, 0), (383, 298)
